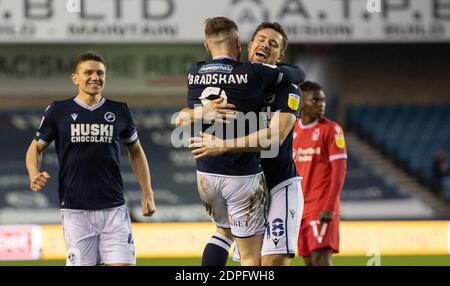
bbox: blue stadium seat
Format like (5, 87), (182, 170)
(347, 104), (450, 187)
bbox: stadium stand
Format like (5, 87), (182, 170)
(0, 107), (439, 224)
(347, 105), (450, 198)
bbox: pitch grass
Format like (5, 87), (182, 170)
(1, 255), (450, 266)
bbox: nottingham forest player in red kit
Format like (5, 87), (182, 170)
(292, 81), (347, 266)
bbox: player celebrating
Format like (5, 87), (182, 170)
(190, 22), (305, 266)
(183, 17), (302, 266)
(292, 81), (347, 266)
(25, 51), (156, 266)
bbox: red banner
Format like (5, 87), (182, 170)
(0, 225), (42, 260)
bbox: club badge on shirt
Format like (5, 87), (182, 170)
(312, 128), (320, 141)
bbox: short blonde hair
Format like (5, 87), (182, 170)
(204, 17), (238, 38)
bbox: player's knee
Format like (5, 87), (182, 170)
(311, 251), (332, 266)
(303, 256), (313, 266)
(261, 254), (291, 266)
(312, 258), (330, 266)
(240, 256), (261, 266)
(216, 227), (234, 241)
(238, 247), (261, 266)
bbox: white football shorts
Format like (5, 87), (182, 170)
(196, 171), (268, 238)
(261, 177), (303, 257)
(61, 204), (136, 266)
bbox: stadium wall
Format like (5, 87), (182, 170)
(1, 221), (449, 260)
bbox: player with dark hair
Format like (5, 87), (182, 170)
(292, 81), (347, 266)
(25, 51), (156, 266)
(250, 21), (288, 56)
(190, 21), (304, 266)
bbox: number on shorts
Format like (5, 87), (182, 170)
(309, 220), (328, 243)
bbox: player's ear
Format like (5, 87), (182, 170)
(203, 42), (211, 55)
(278, 51), (285, 62)
(71, 73), (79, 86)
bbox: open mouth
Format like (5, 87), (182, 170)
(255, 50), (268, 59)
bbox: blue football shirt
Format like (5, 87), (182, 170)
(35, 97), (138, 210)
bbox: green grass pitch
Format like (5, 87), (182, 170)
(1, 255), (449, 266)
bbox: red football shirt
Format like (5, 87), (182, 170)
(292, 117), (347, 217)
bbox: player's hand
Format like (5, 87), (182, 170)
(202, 98), (237, 123)
(318, 211), (333, 224)
(141, 190), (156, 217)
(29, 172), (50, 192)
(189, 132), (226, 159)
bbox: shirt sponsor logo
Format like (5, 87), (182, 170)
(295, 147), (321, 162)
(231, 219), (249, 228)
(70, 124), (113, 143)
(198, 64), (233, 74)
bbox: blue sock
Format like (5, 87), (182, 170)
(201, 232), (233, 266)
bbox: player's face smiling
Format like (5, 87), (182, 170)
(303, 90), (326, 119)
(73, 60), (106, 96)
(248, 28), (284, 65)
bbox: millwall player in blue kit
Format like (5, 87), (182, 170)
(25, 52), (156, 266)
(180, 17), (303, 266)
(190, 22), (304, 266)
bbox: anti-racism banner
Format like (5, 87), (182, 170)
(0, 44), (207, 96)
(0, 0), (449, 43)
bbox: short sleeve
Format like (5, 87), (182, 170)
(120, 104), (138, 146)
(34, 103), (57, 145)
(269, 84), (302, 117)
(326, 124), (348, 162)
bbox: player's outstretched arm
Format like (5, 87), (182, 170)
(25, 140), (51, 192)
(189, 112), (296, 159)
(127, 141), (156, 217)
(175, 98), (236, 127)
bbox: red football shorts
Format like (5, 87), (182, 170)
(297, 213), (340, 257)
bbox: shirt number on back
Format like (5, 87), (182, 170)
(199, 87), (227, 106)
